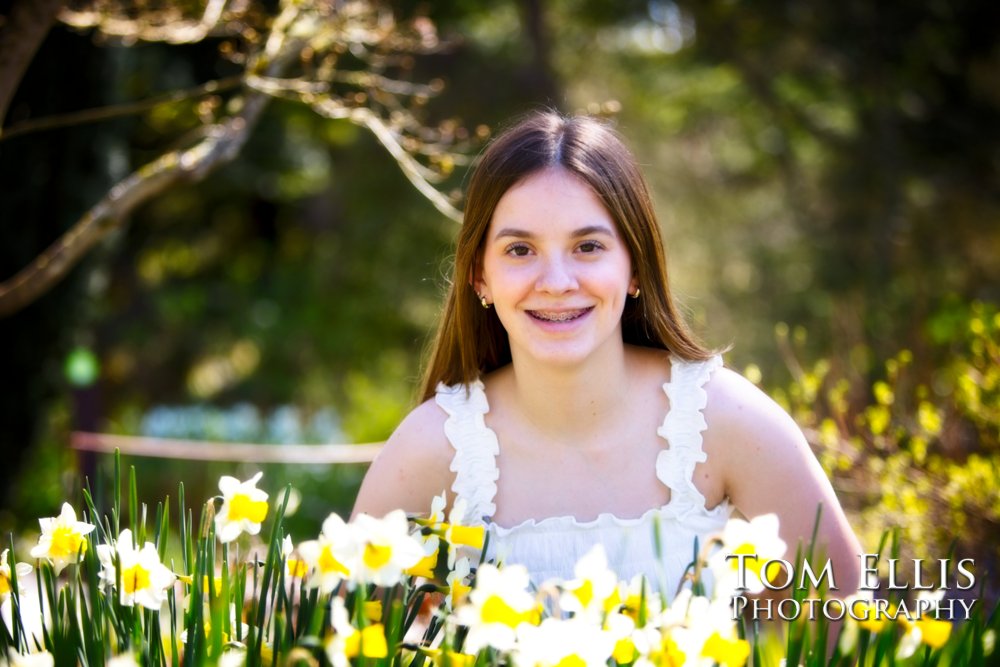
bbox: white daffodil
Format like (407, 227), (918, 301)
(215, 472), (269, 543)
(446, 556), (473, 610)
(283, 536), (308, 579)
(708, 513), (786, 595)
(351, 511), (425, 587)
(326, 597), (388, 667)
(443, 498), (486, 567)
(560, 544), (619, 619)
(29, 503), (95, 574)
(656, 590), (749, 667)
(106, 652), (140, 667)
(97, 529), (176, 610)
(0, 549), (32, 601)
(515, 617), (615, 667)
(1, 585), (47, 654)
(898, 590), (952, 658)
(298, 512), (355, 593)
(5, 649), (54, 667)
(456, 563), (539, 653)
(405, 492), (446, 579)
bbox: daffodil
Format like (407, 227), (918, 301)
(106, 652), (140, 667)
(351, 511), (425, 587)
(5, 649), (54, 667)
(282, 536), (308, 579)
(97, 529), (176, 610)
(515, 617), (615, 667)
(215, 472), (269, 543)
(457, 563), (540, 653)
(560, 544), (619, 619)
(670, 590), (750, 667)
(897, 591), (952, 658)
(708, 513), (786, 595)
(298, 512), (355, 593)
(404, 493), (446, 579)
(0, 549), (32, 601)
(442, 498), (485, 567)
(29, 503), (95, 574)
(446, 556), (473, 610)
(326, 597), (388, 667)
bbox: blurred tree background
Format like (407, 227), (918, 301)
(1, 0), (997, 597)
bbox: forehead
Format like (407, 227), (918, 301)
(488, 167), (616, 236)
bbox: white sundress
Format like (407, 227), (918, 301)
(434, 354), (732, 596)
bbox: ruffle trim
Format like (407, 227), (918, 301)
(435, 380), (499, 524)
(488, 500), (729, 537)
(655, 354), (724, 520)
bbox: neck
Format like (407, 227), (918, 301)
(506, 344), (632, 443)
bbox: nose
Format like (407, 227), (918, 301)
(535, 255), (578, 294)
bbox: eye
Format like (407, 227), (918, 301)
(504, 243), (532, 257)
(577, 241), (605, 254)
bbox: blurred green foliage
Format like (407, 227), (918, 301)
(770, 300), (999, 601)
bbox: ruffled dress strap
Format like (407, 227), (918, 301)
(655, 354), (724, 519)
(435, 380), (500, 524)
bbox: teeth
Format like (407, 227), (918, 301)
(531, 309), (587, 322)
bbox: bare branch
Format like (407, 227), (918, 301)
(58, 0), (233, 44)
(0, 0), (65, 124)
(1, 0), (471, 315)
(0, 75), (243, 143)
(354, 107), (462, 222)
(0, 93), (269, 317)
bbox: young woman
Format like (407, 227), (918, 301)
(352, 111), (861, 594)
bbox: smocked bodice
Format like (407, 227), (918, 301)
(434, 355), (730, 592)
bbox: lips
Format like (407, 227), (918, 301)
(526, 307), (593, 322)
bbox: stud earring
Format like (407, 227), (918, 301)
(480, 295), (491, 309)
(629, 288), (641, 299)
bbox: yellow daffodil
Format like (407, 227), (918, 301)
(351, 511), (425, 587)
(96, 529), (176, 610)
(5, 649), (55, 667)
(446, 556), (472, 610)
(443, 499), (486, 566)
(457, 563), (540, 653)
(326, 597), (388, 667)
(560, 544), (619, 619)
(0, 549), (31, 601)
(708, 513), (786, 595)
(701, 630), (751, 667)
(215, 472), (269, 543)
(515, 617), (615, 667)
(298, 512), (355, 593)
(29, 503), (95, 574)
(282, 536), (309, 579)
(405, 547), (439, 579)
(898, 591), (952, 657)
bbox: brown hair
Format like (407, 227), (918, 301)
(419, 110), (712, 400)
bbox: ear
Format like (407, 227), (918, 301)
(469, 262), (490, 301)
(628, 276), (639, 295)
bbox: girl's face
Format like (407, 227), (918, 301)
(476, 167), (637, 369)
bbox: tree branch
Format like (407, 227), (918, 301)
(0, 75), (243, 142)
(0, 91), (270, 317)
(0, 0), (65, 124)
(57, 0), (231, 45)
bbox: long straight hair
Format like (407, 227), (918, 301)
(419, 111), (713, 400)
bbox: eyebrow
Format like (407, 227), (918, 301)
(492, 224), (616, 241)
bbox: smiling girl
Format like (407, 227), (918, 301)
(352, 111), (861, 594)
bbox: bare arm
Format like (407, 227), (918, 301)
(350, 398), (456, 520)
(705, 367), (863, 596)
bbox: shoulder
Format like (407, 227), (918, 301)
(350, 396), (455, 520)
(701, 364), (808, 456)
